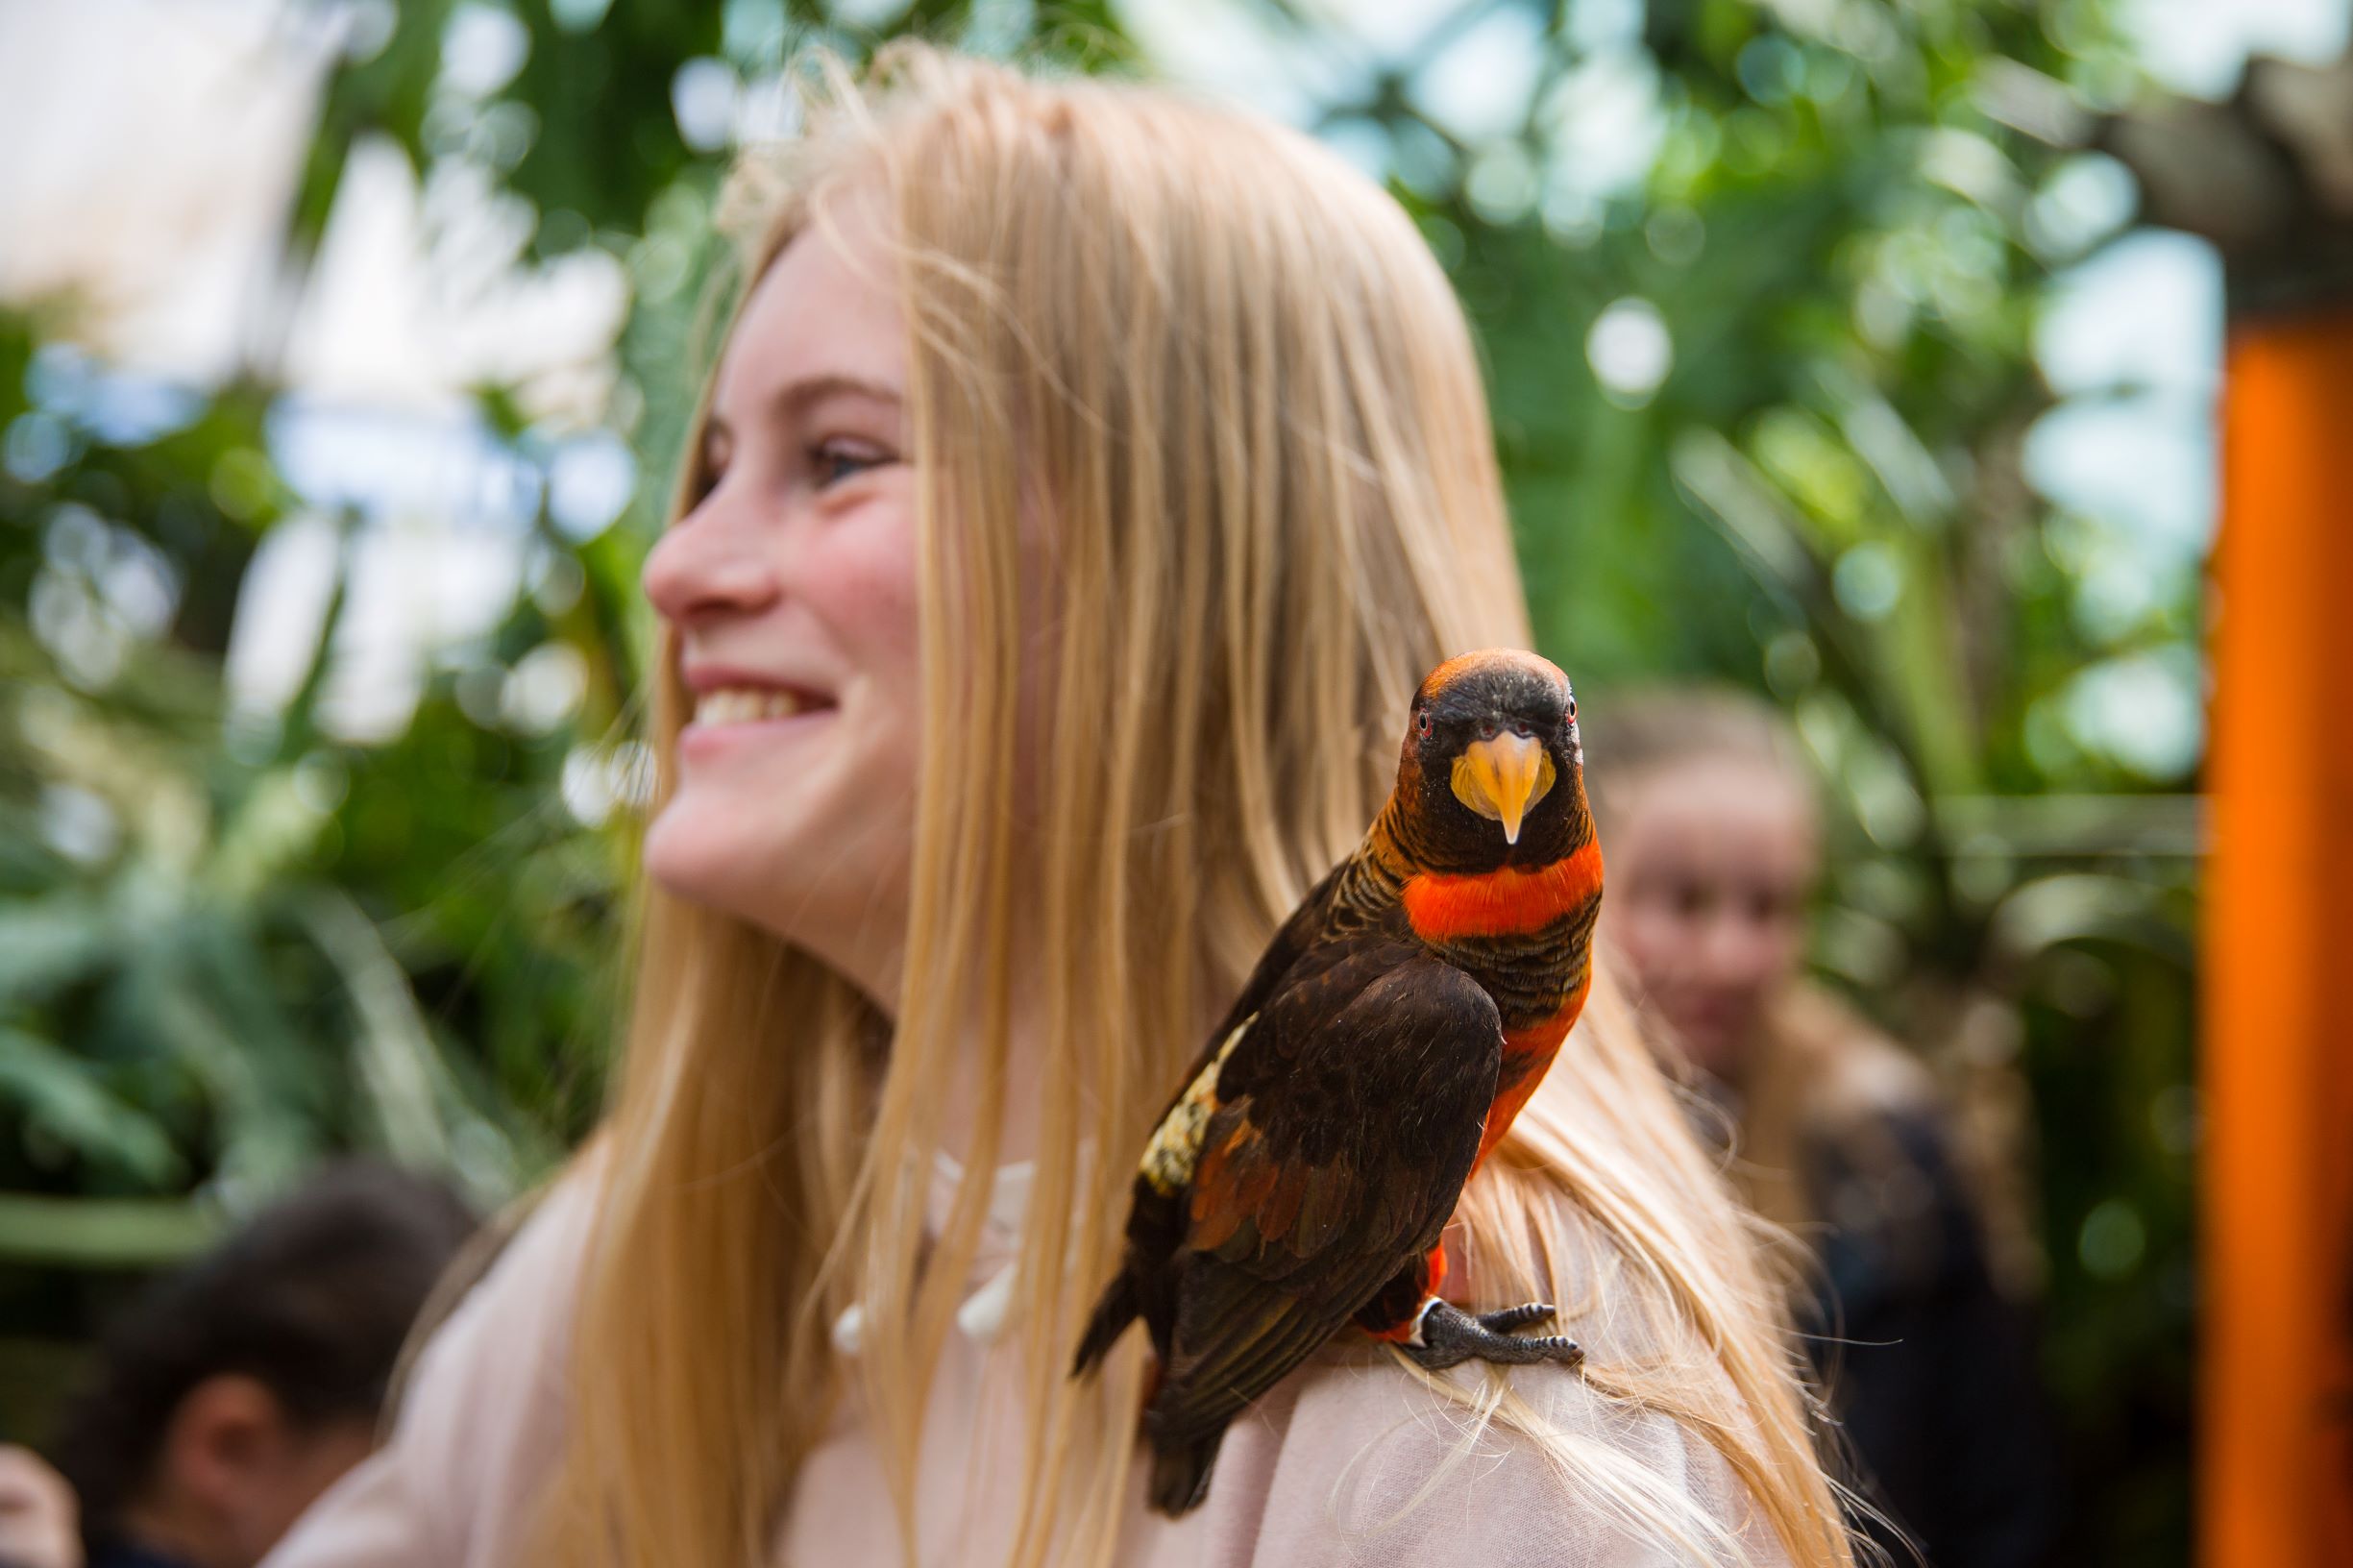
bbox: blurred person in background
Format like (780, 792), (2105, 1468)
(4, 1162), (478, 1568)
(1589, 688), (2062, 1568)
(263, 44), (1864, 1568)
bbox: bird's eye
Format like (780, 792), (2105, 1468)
(1567, 698), (1578, 723)
(1416, 712), (1433, 740)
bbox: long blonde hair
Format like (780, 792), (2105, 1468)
(531, 45), (1854, 1568)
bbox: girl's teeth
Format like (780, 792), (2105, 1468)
(696, 688), (808, 725)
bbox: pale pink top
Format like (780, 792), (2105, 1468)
(264, 1170), (1797, 1567)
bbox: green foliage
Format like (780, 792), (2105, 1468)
(0, 1), (2194, 1556)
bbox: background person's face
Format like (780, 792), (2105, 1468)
(1602, 756), (1817, 1084)
(640, 200), (919, 998)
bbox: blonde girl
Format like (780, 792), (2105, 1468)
(266, 45), (1856, 1568)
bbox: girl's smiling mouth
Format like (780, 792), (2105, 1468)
(691, 685), (830, 724)
(678, 680), (841, 761)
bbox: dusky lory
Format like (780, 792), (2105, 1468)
(1072, 649), (1604, 1515)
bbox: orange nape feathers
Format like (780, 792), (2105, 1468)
(1400, 839), (1603, 942)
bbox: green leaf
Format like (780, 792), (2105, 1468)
(0, 892), (118, 1007)
(0, 1191), (217, 1268)
(0, 1026), (184, 1185)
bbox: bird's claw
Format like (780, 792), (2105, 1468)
(1398, 1299), (1584, 1371)
(1474, 1301), (1561, 1333)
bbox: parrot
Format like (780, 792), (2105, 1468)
(1070, 648), (1604, 1516)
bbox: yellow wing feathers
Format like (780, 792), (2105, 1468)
(1140, 1016), (1254, 1196)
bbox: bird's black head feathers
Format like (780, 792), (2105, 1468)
(1392, 649), (1590, 874)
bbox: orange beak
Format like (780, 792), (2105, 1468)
(1450, 733), (1556, 845)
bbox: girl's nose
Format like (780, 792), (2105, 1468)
(642, 497), (781, 625)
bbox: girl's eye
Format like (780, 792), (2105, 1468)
(811, 440), (890, 490)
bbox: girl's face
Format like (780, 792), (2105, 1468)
(641, 199), (920, 1001)
(1603, 756), (1817, 1084)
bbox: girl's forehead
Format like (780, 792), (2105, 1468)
(715, 201), (905, 408)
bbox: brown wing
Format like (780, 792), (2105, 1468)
(1147, 859), (1350, 1130)
(1069, 870), (1374, 1381)
(1144, 943), (1501, 1449)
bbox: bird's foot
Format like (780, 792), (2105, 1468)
(1398, 1299), (1584, 1372)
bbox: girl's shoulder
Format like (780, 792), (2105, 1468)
(262, 1160), (604, 1567)
(1191, 1348), (1793, 1568)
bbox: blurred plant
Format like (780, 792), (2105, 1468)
(0, 314), (594, 1225)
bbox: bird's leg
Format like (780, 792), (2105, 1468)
(1397, 1298), (1584, 1371)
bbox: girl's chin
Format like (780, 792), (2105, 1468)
(1664, 1015), (1757, 1077)
(640, 804), (894, 916)
(643, 814), (803, 908)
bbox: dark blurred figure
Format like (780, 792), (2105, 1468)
(1589, 689), (2062, 1568)
(45, 1163), (477, 1568)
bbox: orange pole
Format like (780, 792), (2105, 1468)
(2203, 306), (2353, 1567)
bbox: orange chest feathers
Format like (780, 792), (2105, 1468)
(1398, 839), (1602, 944)
(1397, 841), (1601, 1166)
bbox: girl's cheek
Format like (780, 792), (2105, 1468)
(1613, 905), (1682, 984)
(840, 576), (919, 674)
(826, 506), (921, 652)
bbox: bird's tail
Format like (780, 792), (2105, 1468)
(1070, 1268), (1140, 1378)
(1148, 1429), (1225, 1516)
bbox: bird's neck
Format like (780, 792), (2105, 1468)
(1327, 833), (1409, 933)
(1397, 838), (1603, 943)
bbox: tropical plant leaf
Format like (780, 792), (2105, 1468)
(0, 1025), (184, 1185)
